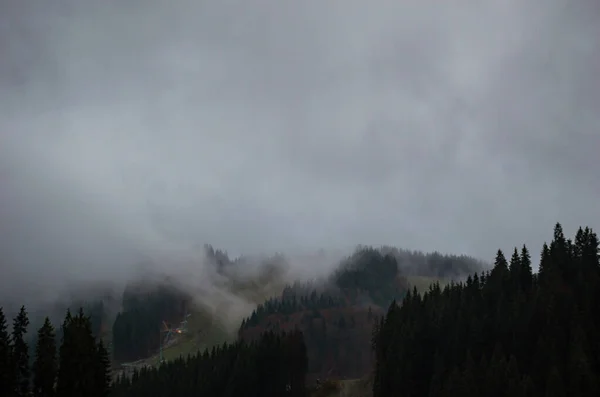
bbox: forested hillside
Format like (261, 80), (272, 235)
(109, 248), (292, 365)
(3, 223), (597, 397)
(239, 247), (480, 380)
(0, 243), (488, 396)
(108, 244), (480, 373)
(0, 305), (308, 397)
(380, 247), (485, 278)
(112, 330), (308, 397)
(373, 223), (600, 397)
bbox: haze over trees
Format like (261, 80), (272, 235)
(1, 223), (599, 397)
(107, 245), (479, 378)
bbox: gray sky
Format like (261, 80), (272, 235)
(1, 0), (599, 299)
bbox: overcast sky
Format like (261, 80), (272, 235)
(1, 0), (599, 299)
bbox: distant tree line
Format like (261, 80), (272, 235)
(379, 246), (485, 278)
(241, 289), (345, 330)
(0, 306), (111, 397)
(243, 248), (412, 330)
(373, 223), (600, 397)
(112, 329), (308, 397)
(111, 244), (478, 369)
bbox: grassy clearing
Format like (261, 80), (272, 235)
(146, 308), (233, 364)
(406, 275), (450, 294)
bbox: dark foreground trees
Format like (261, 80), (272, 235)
(0, 307), (12, 396)
(33, 317), (57, 397)
(0, 303), (308, 397)
(57, 309), (111, 397)
(373, 223), (600, 397)
(0, 306), (111, 397)
(12, 306), (31, 397)
(111, 329), (309, 397)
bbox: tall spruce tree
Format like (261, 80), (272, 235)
(57, 308), (102, 397)
(11, 306), (30, 397)
(519, 245), (533, 292)
(33, 317), (57, 397)
(0, 307), (13, 396)
(509, 248), (521, 291)
(94, 340), (111, 397)
(56, 310), (75, 397)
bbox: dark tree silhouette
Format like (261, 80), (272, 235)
(33, 317), (57, 397)
(94, 340), (111, 397)
(372, 223), (600, 397)
(12, 306), (30, 397)
(0, 307), (13, 396)
(57, 309), (109, 397)
(111, 329), (308, 397)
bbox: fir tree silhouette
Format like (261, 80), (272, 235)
(11, 306), (30, 397)
(33, 317), (57, 397)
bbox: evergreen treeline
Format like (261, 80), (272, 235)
(379, 246), (485, 278)
(0, 306), (111, 397)
(1, 304), (309, 397)
(241, 248), (409, 331)
(2, 298), (109, 374)
(373, 223), (600, 397)
(241, 249), (407, 331)
(111, 329), (308, 397)
(241, 288), (345, 329)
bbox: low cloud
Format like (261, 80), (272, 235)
(1, 0), (598, 307)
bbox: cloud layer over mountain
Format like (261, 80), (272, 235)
(1, 0), (598, 301)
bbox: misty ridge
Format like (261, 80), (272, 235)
(0, 236), (484, 385)
(0, 242), (484, 339)
(0, 0), (598, 326)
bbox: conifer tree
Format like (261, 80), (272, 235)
(11, 306), (30, 397)
(581, 227), (599, 271)
(489, 249), (509, 292)
(59, 310), (95, 397)
(94, 340), (111, 397)
(538, 243), (552, 287)
(0, 307), (13, 396)
(56, 310), (74, 397)
(33, 317), (57, 397)
(509, 248), (521, 291)
(574, 227), (586, 261)
(58, 308), (105, 397)
(520, 245), (533, 292)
